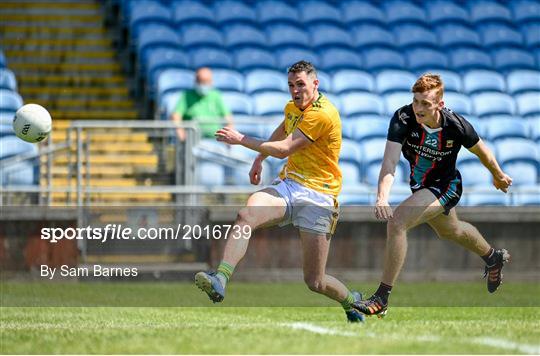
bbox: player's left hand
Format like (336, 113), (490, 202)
(215, 127), (244, 145)
(493, 173), (512, 193)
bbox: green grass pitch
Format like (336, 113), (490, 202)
(1, 282), (539, 354)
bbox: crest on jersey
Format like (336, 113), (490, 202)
(398, 110), (409, 124)
(446, 140), (454, 148)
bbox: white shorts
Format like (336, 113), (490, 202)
(266, 178), (339, 235)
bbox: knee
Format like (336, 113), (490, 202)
(436, 225), (464, 240)
(387, 216), (407, 235)
(236, 207), (256, 229)
(304, 276), (325, 293)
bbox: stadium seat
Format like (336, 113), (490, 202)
(136, 24), (180, 62)
(521, 23), (540, 48)
(276, 48), (320, 69)
(468, 0), (514, 25)
(214, 0), (257, 26)
(363, 48), (406, 71)
(331, 70), (375, 94)
(511, 0), (540, 22)
(0, 90), (23, 112)
(0, 124), (13, 138)
(244, 70), (288, 94)
(156, 69), (194, 98)
(212, 69), (244, 92)
(308, 24), (353, 50)
(0, 68), (17, 91)
(316, 71), (332, 94)
(503, 161), (538, 185)
(529, 117), (540, 142)
(383, 0), (428, 26)
(196, 162), (226, 186)
(180, 24), (224, 50)
(360, 137), (388, 174)
(223, 24), (267, 50)
(340, 1), (385, 26)
(351, 24), (395, 49)
(516, 92), (540, 117)
(340, 138), (363, 166)
(190, 48), (233, 69)
(341, 93), (385, 116)
(233, 122), (266, 140)
(129, 1), (171, 34)
(348, 116), (389, 142)
(479, 23), (524, 49)
(450, 47), (493, 71)
(234, 47), (278, 72)
(324, 93), (341, 112)
(465, 192), (509, 206)
(384, 92), (412, 115)
(0, 51), (5, 68)
(473, 93), (516, 117)
(365, 161), (406, 186)
(339, 161), (362, 186)
(425, 1), (470, 25)
(483, 118), (529, 141)
(159, 91), (181, 119)
(0, 111), (15, 126)
(492, 48), (537, 71)
(339, 191), (372, 206)
(443, 92), (473, 116)
(435, 24), (482, 48)
(0, 135), (37, 159)
(496, 138), (540, 165)
(172, 1), (214, 27)
(221, 91), (253, 115)
(253, 92), (291, 116)
(256, 0), (299, 26)
(512, 185), (540, 206)
(319, 48), (362, 72)
(463, 70), (506, 94)
(1, 161), (36, 186)
(457, 145), (479, 166)
(459, 161), (492, 187)
(145, 48), (189, 87)
(300, 1), (342, 26)
(376, 70), (416, 95)
(406, 48), (449, 72)
(392, 24), (438, 49)
(265, 24), (310, 49)
(416, 69), (462, 93)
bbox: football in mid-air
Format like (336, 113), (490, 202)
(13, 103), (52, 143)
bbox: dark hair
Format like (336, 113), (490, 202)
(287, 60), (317, 77)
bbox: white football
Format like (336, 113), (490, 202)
(13, 103), (52, 143)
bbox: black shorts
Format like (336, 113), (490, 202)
(411, 171), (463, 215)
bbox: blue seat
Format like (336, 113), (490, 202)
(266, 24), (310, 49)
(465, 192), (509, 206)
(245, 70), (287, 94)
(332, 70), (374, 94)
(136, 24), (180, 61)
(159, 90), (181, 119)
(365, 161), (406, 186)
(340, 1), (385, 26)
(512, 185), (540, 206)
(190, 48), (233, 69)
(212, 69), (244, 92)
(0, 135), (37, 159)
(156, 69), (194, 99)
(444, 92), (473, 116)
(450, 47), (492, 71)
(473, 93), (516, 117)
(196, 162), (225, 186)
(463, 70), (506, 94)
(214, 0), (257, 26)
(300, 1), (342, 26)
(483, 118), (529, 141)
(341, 93), (385, 116)
(340, 161), (362, 187)
(413, 69), (462, 93)
(376, 70), (416, 95)
(511, 0), (540, 23)
(469, 0), (514, 25)
(363, 48), (406, 71)
(0, 90), (23, 112)
(223, 24), (266, 50)
(529, 117), (540, 142)
(348, 116), (389, 142)
(425, 1), (470, 25)
(233, 122), (266, 140)
(406, 48), (449, 71)
(496, 138), (539, 165)
(351, 24), (395, 49)
(1, 161), (36, 186)
(503, 161), (538, 185)
(308, 24), (353, 50)
(256, 1), (299, 26)
(319, 48), (362, 72)
(276, 48), (319, 69)
(516, 92), (540, 117)
(384, 92), (412, 115)
(383, 0), (427, 26)
(0, 51), (5, 67)
(360, 137), (388, 169)
(180, 24), (224, 50)
(521, 23), (540, 48)
(253, 92), (291, 116)
(316, 71), (332, 94)
(492, 48), (537, 71)
(172, 1), (214, 27)
(221, 91), (253, 115)
(234, 47), (278, 72)
(0, 111), (15, 126)
(435, 24), (482, 48)
(0, 124), (13, 138)
(129, 1), (171, 33)
(145, 48), (189, 87)
(339, 191), (372, 206)
(479, 23), (524, 49)
(0, 68), (17, 91)
(340, 139), (363, 166)
(457, 145), (480, 166)
(459, 161), (492, 187)
(392, 24), (438, 49)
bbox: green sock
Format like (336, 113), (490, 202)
(340, 291), (356, 312)
(216, 262), (234, 287)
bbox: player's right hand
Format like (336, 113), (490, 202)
(493, 173), (513, 193)
(249, 158), (263, 185)
(374, 199), (393, 220)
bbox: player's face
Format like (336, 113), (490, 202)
(288, 71), (319, 110)
(412, 89), (444, 125)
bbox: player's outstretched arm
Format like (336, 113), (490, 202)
(248, 123), (288, 185)
(375, 141), (402, 220)
(468, 139), (513, 193)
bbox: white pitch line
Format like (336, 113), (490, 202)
(284, 322), (371, 337)
(473, 337), (540, 355)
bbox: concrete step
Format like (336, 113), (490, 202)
(50, 192), (173, 203)
(0, 37), (111, 48)
(0, 2), (99, 10)
(42, 178), (139, 187)
(5, 50), (116, 60)
(52, 131), (150, 143)
(20, 86), (128, 96)
(31, 99), (134, 110)
(10, 62), (122, 73)
(49, 165), (135, 177)
(0, 13), (102, 22)
(53, 154), (158, 168)
(50, 111), (139, 120)
(18, 75), (126, 86)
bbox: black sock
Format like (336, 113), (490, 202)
(375, 282), (392, 304)
(481, 248), (495, 265)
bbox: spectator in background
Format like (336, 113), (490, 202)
(170, 67), (233, 140)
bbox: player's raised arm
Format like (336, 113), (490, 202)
(468, 139), (513, 193)
(375, 141), (402, 220)
(248, 122), (288, 185)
